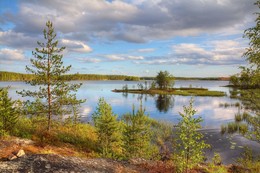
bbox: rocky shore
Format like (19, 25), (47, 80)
(0, 137), (174, 173)
(0, 137), (254, 173)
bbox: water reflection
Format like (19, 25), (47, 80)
(122, 92), (128, 98)
(136, 94), (148, 101)
(155, 94), (174, 113)
(1, 80), (239, 129)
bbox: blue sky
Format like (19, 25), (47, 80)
(0, 0), (257, 77)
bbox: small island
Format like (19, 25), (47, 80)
(113, 71), (226, 97)
(112, 87), (225, 97)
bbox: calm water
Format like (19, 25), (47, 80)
(1, 80), (238, 129)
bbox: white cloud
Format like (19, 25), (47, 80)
(105, 54), (125, 61)
(77, 57), (101, 63)
(127, 55), (144, 60)
(104, 54), (144, 61)
(1, 0), (256, 43)
(0, 48), (25, 64)
(61, 39), (92, 53)
(0, 31), (38, 49)
(136, 40), (246, 66)
(76, 54), (144, 64)
(137, 48), (155, 53)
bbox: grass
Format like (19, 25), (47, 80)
(112, 88), (226, 97)
(10, 116), (99, 157)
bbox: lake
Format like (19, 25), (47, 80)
(0, 80), (238, 129)
(1, 80), (259, 164)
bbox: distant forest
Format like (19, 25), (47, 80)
(0, 71), (140, 81)
(0, 71), (229, 81)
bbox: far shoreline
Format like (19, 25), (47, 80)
(0, 71), (230, 82)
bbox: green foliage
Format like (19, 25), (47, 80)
(221, 122), (248, 137)
(0, 71), (140, 81)
(212, 152), (222, 165)
(92, 98), (123, 158)
(124, 76), (140, 81)
(12, 117), (34, 139)
(55, 123), (98, 151)
(237, 147), (260, 173)
(173, 98), (210, 173)
(155, 71), (174, 89)
(226, 0), (260, 143)
(243, 0), (260, 70)
(0, 88), (19, 136)
(207, 165), (227, 173)
(207, 155), (228, 173)
(122, 103), (157, 159)
(230, 68), (259, 89)
(229, 0), (260, 89)
(17, 21), (84, 131)
(149, 81), (157, 89)
(0, 71), (34, 81)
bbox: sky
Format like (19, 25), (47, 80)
(0, 0), (258, 77)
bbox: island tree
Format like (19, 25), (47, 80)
(18, 21), (84, 131)
(155, 71), (174, 89)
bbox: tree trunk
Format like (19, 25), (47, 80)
(47, 39), (51, 132)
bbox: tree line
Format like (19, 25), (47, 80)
(0, 71), (140, 81)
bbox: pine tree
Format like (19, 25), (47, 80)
(0, 88), (18, 136)
(122, 103), (154, 159)
(17, 21), (84, 131)
(92, 98), (123, 158)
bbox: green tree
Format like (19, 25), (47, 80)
(17, 21), (84, 131)
(122, 103), (156, 159)
(224, 0), (260, 142)
(0, 88), (19, 136)
(173, 98), (210, 173)
(92, 98), (123, 158)
(230, 0), (260, 89)
(155, 71), (174, 89)
(243, 0), (260, 70)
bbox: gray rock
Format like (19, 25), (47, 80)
(45, 163), (51, 169)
